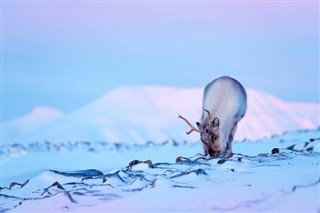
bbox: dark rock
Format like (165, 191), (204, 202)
(217, 159), (227, 164)
(306, 147), (313, 152)
(176, 156), (188, 162)
(128, 160), (143, 168)
(272, 148), (280, 154)
(126, 159), (154, 170)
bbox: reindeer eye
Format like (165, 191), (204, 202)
(212, 134), (218, 141)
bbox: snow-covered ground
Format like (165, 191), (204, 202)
(1, 86), (319, 212)
(1, 129), (319, 212)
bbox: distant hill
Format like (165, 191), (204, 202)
(2, 86), (319, 144)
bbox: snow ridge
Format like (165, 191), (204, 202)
(1, 130), (319, 212)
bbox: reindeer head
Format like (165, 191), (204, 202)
(178, 109), (222, 157)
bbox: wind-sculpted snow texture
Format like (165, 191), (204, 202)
(1, 130), (320, 212)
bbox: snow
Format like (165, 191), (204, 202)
(1, 129), (320, 212)
(1, 86), (319, 212)
(2, 86), (319, 144)
(3, 107), (64, 135)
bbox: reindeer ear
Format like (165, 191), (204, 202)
(196, 122), (201, 128)
(212, 118), (219, 127)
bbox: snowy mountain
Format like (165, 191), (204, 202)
(2, 86), (319, 144)
(3, 107), (64, 134)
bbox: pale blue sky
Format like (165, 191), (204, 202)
(2, 1), (319, 121)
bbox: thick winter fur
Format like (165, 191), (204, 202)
(197, 76), (247, 158)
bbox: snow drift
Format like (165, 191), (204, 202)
(2, 86), (319, 144)
(1, 130), (319, 212)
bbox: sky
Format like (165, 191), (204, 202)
(1, 1), (319, 122)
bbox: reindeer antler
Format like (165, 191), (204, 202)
(178, 114), (200, 135)
(203, 109), (212, 121)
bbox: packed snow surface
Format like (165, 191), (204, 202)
(1, 129), (319, 212)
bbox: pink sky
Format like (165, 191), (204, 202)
(2, 1), (319, 121)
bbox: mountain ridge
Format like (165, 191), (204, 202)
(2, 86), (319, 144)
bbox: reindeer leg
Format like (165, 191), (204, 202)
(225, 123), (237, 158)
(203, 144), (209, 156)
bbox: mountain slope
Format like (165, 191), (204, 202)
(2, 86), (319, 144)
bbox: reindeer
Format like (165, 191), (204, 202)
(179, 76), (247, 158)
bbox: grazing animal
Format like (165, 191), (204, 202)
(179, 76), (247, 158)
